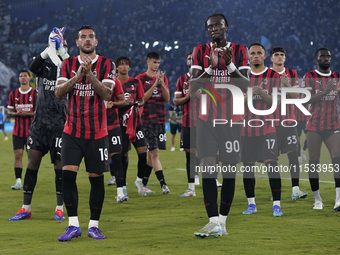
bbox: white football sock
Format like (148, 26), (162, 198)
(69, 216), (79, 227)
(219, 214), (227, 225)
(89, 220), (99, 229)
(273, 201), (281, 207)
(313, 190), (322, 202)
(209, 216), (219, 225)
(292, 186), (300, 193)
(247, 197), (255, 205)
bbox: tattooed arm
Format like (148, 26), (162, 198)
(55, 64), (83, 99)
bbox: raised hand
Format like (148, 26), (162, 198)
(281, 73), (291, 87)
(219, 47), (233, 66)
(51, 27), (65, 50)
(81, 55), (92, 76)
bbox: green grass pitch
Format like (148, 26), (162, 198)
(0, 132), (339, 254)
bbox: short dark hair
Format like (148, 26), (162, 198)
(249, 42), (266, 51)
(115, 56), (131, 67)
(315, 47), (330, 58)
(205, 13), (229, 28)
(147, 51), (161, 60)
(19, 70), (30, 76)
(270, 46), (286, 56)
(77, 25), (95, 38)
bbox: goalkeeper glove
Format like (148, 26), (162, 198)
(50, 27), (65, 50)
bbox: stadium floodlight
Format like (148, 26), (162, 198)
(145, 43), (149, 49)
(174, 45), (179, 49)
(153, 41), (159, 47)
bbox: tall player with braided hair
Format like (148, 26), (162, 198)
(191, 13), (250, 237)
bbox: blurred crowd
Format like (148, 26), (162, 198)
(0, 0), (339, 109)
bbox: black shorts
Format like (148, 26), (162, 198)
(61, 132), (110, 173)
(27, 122), (64, 163)
(12, 134), (28, 150)
(121, 124), (147, 154)
(296, 121), (306, 137)
(276, 125), (298, 154)
(0, 123), (4, 130)
(181, 126), (196, 149)
(144, 123), (166, 151)
(108, 127), (122, 155)
(170, 123), (181, 135)
(310, 129), (340, 142)
(241, 133), (278, 163)
(196, 118), (242, 163)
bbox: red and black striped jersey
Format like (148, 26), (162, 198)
(57, 55), (116, 139)
(272, 67), (298, 125)
(7, 87), (37, 137)
(242, 67), (280, 137)
(118, 76), (144, 121)
(174, 72), (193, 127)
(107, 79), (124, 131)
(294, 105), (307, 122)
(191, 41), (250, 123)
(136, 72), (169, 124)
(304, 69), (340, 131)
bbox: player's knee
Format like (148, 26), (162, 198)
(149, 149), (159, 158)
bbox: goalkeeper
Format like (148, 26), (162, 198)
(9, 27), (70, 222)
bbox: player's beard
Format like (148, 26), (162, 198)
(319, 62), (330, 70)
(254, 63), (260, 68)
(79, 45), (95, 54)
(212, 37), (221, 44)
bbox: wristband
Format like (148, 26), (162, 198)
(58, 47), (70, 60)
(204, 65), (213, 75)
(227, 62), (236, 73)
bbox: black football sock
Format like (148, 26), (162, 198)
(308, 160), (320, 191)
(220, 164), (236, 216)
(332, 157), (340, 188)
(121, 155), (128, 186)
(143, 165), (153, 186)
(155, 170), (166, 187)
(89, 175), (105, 221)
(243, 163), (255, 198)
(266, 161), (281, 201)
(15, 167), (22, 179)
(62, 170), (78, 217)
(55, 169), (63, 206)
(137, 152), (147, 179)
(202, 178), (218, 218)
(111, 154), (124, 188)
(288, 150), (299, 187)
(186, 152), (195, 183)
(23, 169), (38, 205)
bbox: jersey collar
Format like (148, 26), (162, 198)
(78, 54), (99, 64)
(251, 67), (268, 75)
(315, 69), (332, 76)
